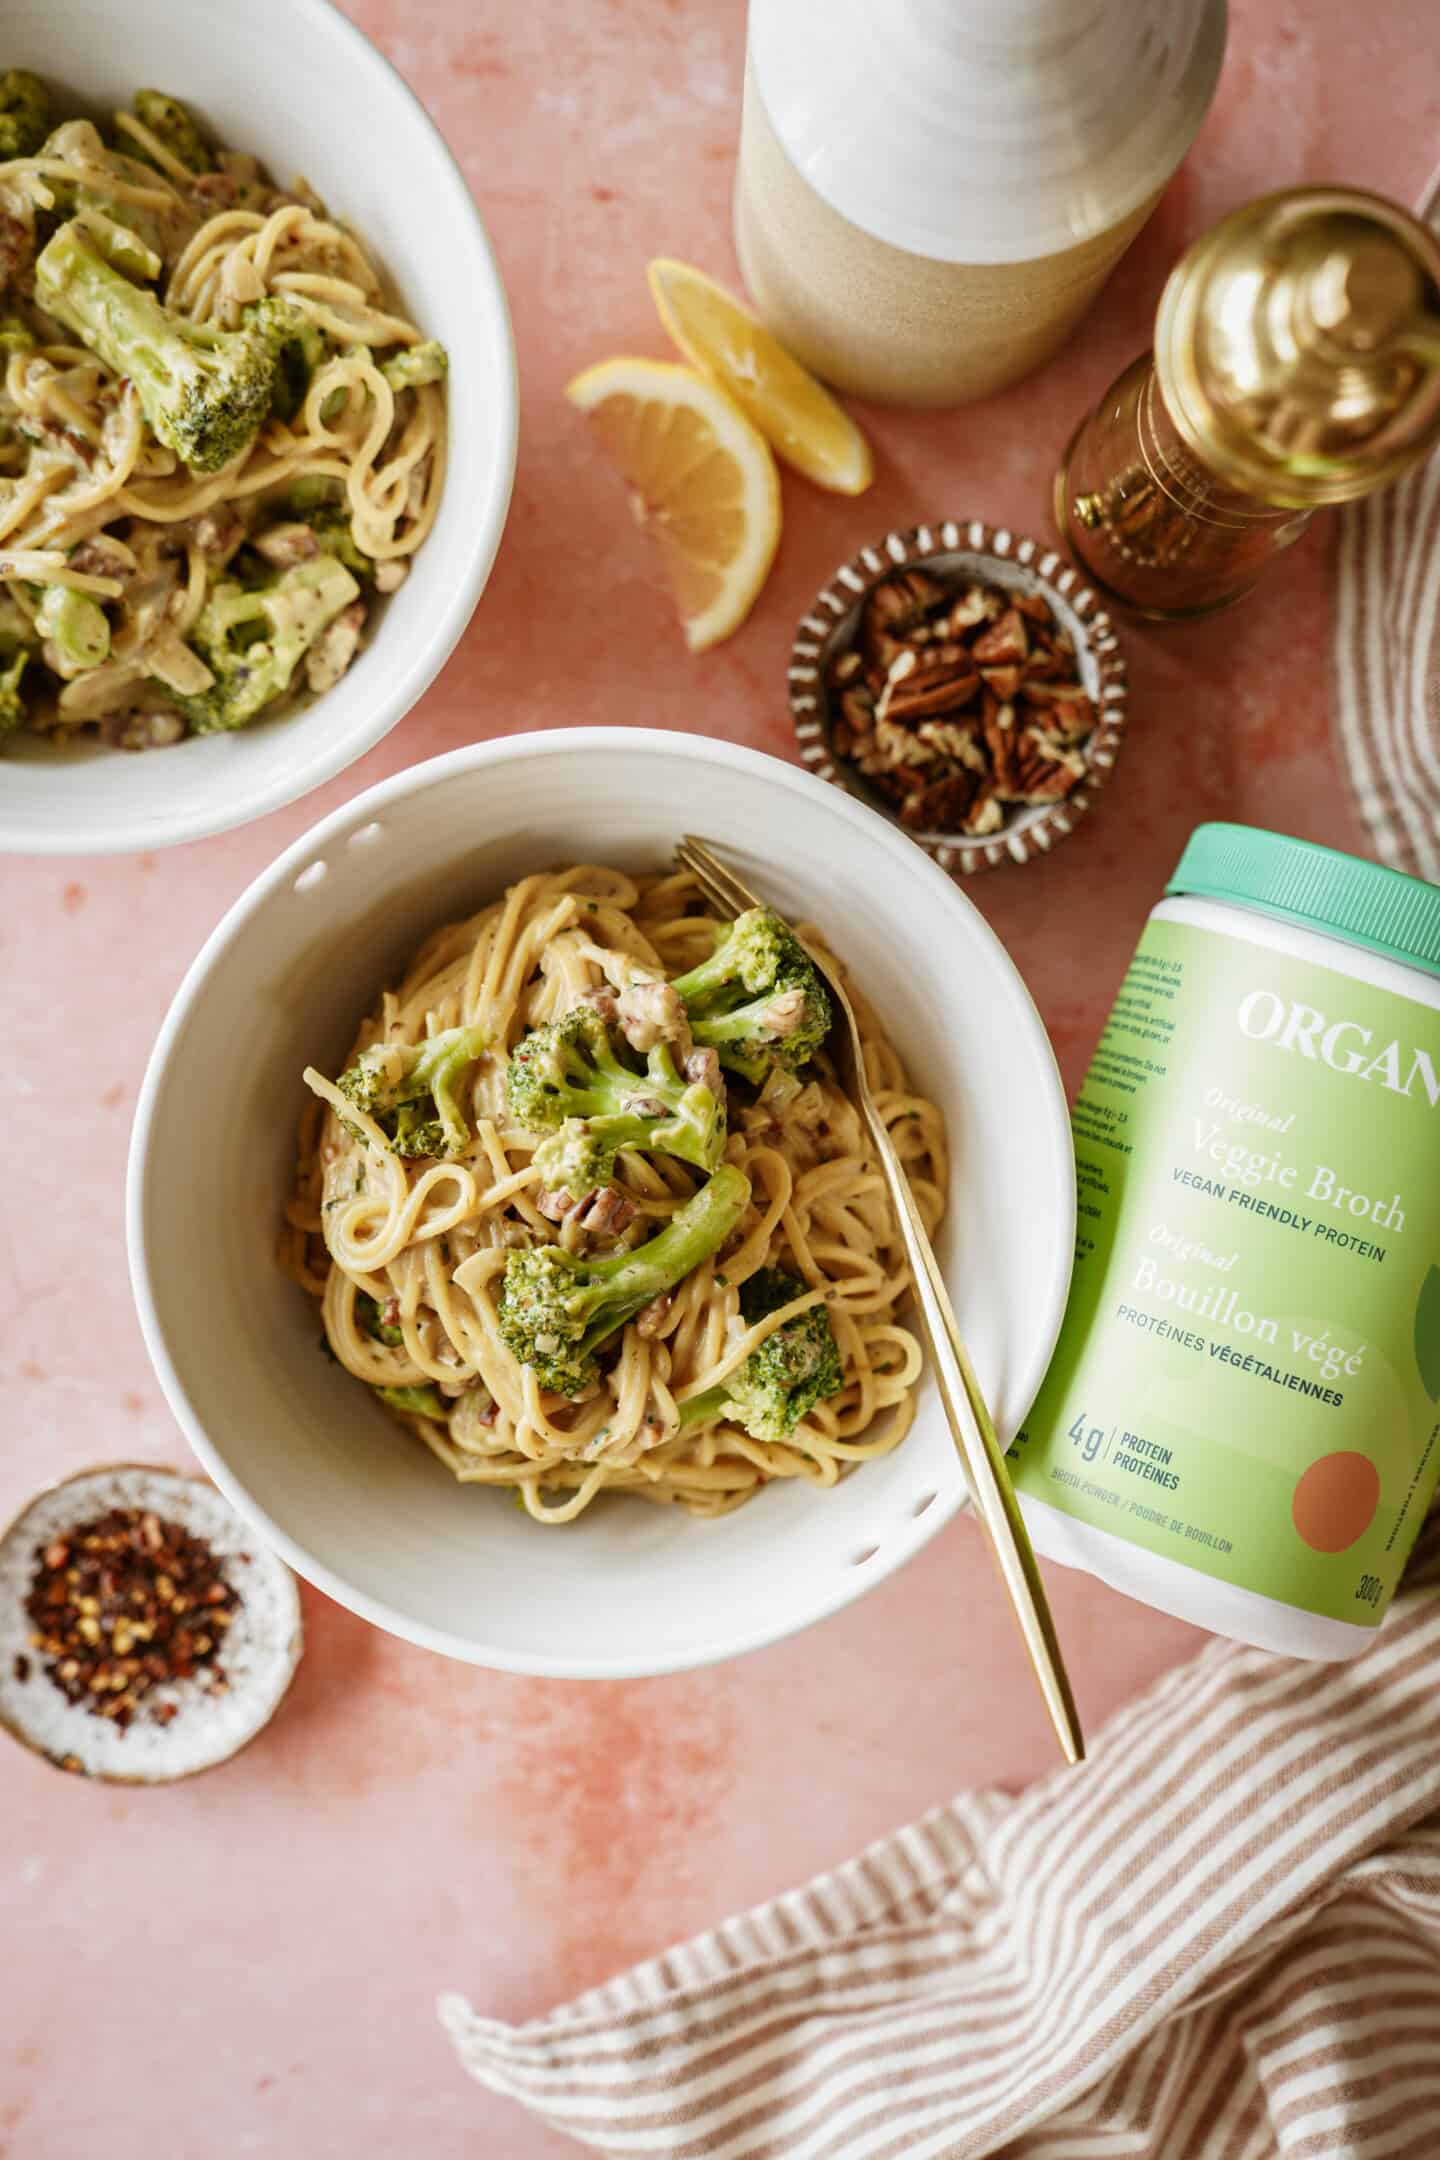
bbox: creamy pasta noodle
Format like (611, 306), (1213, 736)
(0, 76), (445, 749)
(282, 865), (948, 1524)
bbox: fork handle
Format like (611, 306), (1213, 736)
(866, 1108), (1086, 1764)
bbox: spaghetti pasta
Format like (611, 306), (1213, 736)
(0, 89), (445, 748)
(282, 865), (948, 1525)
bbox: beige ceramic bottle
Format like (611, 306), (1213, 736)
(734, 0), (1227, 406)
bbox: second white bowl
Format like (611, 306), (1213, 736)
(127, 729), (1075, 1675)
(0, 0), (516, 856)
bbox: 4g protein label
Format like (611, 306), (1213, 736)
(1011, 916), (1440, 1629)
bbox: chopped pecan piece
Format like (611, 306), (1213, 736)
(981, 695), (1022, 795)
(873, 716), (938, 769)
(882, 648), (980, 724)
(684, 1047), (724, 1099)
(304, 600), (366, 696)
(943, 586), (997, 636)
(824, 562), (1092, 843)
(616, 978), (689, 1055)
(573, 1186), (636, 1239)
(1021, 681), (1094, 741)
(635, 1292), (673, 1339)
(66, 537), (132, 582)
(971, 607), (1029, 666)
(98, 707), (187, 752)
(916, 717), (985, 767)
(865, 567), (947, 633)
(253, 521), (320, 569)
(900, 770), (982, 831)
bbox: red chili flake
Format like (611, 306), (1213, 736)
(23, 1508), (240, 1734)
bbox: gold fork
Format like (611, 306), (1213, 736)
(676, 834), (1084, 1765)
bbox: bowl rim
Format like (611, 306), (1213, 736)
(788, 516), (1129, 878)
(126, 726), (1076, 1675)
(0, 0), (518, 858)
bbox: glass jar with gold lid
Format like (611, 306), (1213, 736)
(1056, 188), (1440, 619)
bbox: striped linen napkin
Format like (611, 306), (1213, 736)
(1333, 156), (1440, 883)
(440, 1523), (1440, 2158)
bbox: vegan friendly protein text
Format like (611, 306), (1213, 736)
(1011, 824), (1440, 1658)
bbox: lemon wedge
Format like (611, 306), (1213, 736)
(648, 258), (873, 496)
(565, 357), (781, 653)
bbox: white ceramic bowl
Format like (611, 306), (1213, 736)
(0, 0), (516, 857)
(128, 730), (1075, 1676)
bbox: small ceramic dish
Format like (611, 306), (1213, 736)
(788, 519), (1129, 876)
(0, 1463), (302, 1782)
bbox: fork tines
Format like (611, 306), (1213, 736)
(676, 836), (759, 918)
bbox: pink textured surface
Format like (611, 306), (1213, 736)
(3, 4), (1438, 2154)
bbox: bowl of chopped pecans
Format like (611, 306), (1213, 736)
(788, 520), (1129, 875)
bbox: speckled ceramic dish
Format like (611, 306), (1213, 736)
(788, 519), (1129, 876)
(0, 1464), (302, 1783)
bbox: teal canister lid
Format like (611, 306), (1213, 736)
(1167, 823), (1440, 979)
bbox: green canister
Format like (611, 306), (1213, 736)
(1011, 824), (1440, 1658)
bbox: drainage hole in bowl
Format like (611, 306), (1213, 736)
(912, 1491), (937, 1519)
(850, 1545), (879, 1567)
(293, 861), (328, 893)
(346, 821), (385, 849)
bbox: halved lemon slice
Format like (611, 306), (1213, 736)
(566, 357), (781, 652)
(648, 258), (873, 496)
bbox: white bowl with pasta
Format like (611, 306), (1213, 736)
(0, 0), (516, 855)
(128, 729), (1075, 1675)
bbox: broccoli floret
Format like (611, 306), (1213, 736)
(508, 1005), (724, 1188)
(498, 1162), (750, 1395)
(337, 1023), (487, 1160)
(527, 1120), (614, 1203)
(129, 90), (214, 176)
(308, 509), (371, 577)
(297, 506), (372, 578)
(35, 221), (276, 473)
(0, 646), (29, 736)
(166, 553), (359, 732)
(669, 909), (832, 1082)
(72, 210), (161, 283)
(35, 582), (109, 671)
(245, 295), (328, 424)
(0, 71), (49, 160)
(381, 339), (448, 391)
(678, 1268), (844, 1443)
(278, 477), (373, 577)
(0, 312), (33, 354)
(376, 1383), (448, 1420)
(357, 1293), (403, 1347)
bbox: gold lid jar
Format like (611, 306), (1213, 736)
(1056, 187), (1440, 618)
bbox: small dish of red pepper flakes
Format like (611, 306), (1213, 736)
(0, 1464), (302, 1782)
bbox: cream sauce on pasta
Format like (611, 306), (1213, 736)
(282, 866), (949, 1525)
(0, 104), (444, 734)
